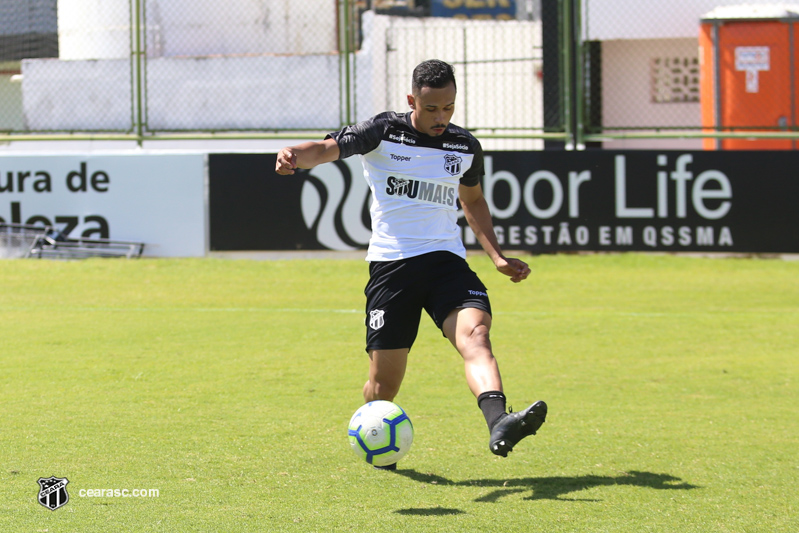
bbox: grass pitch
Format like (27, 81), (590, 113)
(1, 254), (797, 532)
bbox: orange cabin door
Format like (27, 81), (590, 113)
(701, 20), (794, 150)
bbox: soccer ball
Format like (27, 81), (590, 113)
(347, 400), (414, 467)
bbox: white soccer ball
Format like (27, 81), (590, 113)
(347, 400), (414, 467)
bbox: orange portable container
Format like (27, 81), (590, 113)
(700, 6), (799, 150)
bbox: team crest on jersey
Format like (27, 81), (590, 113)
(443, 154), (462, 176)
(369, 309), (385, 330)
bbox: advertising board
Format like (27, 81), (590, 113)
(209, 151), (799, 254)
(0, 154), (206, 257)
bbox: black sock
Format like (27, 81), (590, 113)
(477, 391), (507, 431)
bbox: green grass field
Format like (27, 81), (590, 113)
(1, 253), (797, 532)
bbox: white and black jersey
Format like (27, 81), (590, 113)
(327, 111), (484, 262)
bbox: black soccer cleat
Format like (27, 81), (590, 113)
(489, 400), (547, 457)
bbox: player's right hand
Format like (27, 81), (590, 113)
(275, 148), (298, 175)
(495, 256), (531, 283)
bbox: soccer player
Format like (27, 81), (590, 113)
(275, 59), (546, 467)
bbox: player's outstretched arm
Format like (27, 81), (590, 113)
(275, 138), (340, 175)
(459, 183), (531, 283)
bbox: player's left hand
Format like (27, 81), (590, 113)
(495, 257), (530, 283)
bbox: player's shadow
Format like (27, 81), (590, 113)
(395, 469), (699, 502)
(394, 507), (465, 516)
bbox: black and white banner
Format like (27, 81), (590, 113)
(209, 151), (799, 254)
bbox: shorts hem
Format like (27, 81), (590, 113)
(365, 344), (412, 353)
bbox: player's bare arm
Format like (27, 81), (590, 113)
(459, 183), (531, 283)
(275, 138), (340, 175)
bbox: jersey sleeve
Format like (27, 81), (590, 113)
(326, 112), (393, 160)
(459, 137), (484, 187)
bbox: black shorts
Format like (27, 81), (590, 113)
(364, 250), (492, 352)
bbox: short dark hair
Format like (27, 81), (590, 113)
(412, 59), (456, 92)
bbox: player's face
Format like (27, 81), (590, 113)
(407, 82), (456, 137)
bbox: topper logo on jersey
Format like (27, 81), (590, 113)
(444, 154), (462, 176)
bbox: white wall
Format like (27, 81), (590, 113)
(583, 0), (799, 40)
(145, 55), (342, 130)
(347, 12), (545, 150)
(57, 0), (130, 60)
(359, 12), (544, 150)
(599, 38), (703, 150)
(57, 0), (337, 60)
(23, 11), (544, 142)
(21, 58), (131, 131)
(22, 54), (342, 131)
(21, 55), (343, 133)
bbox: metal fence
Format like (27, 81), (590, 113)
(2, 0), (798, 148)
(0, 0), (558, 147)
(579, 0), (799, 149)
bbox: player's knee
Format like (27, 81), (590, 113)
(461, 323), (491, 349)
